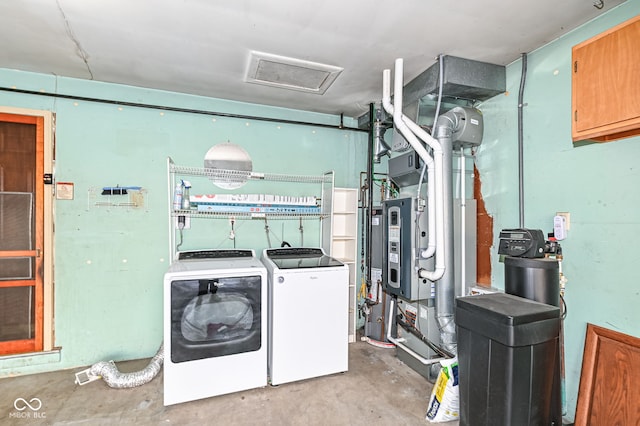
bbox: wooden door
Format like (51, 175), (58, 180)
(0, 112), (45, 355)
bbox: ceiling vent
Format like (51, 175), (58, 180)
(245, 51), (343, 95)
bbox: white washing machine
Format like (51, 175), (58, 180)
(163, 249), (267, 405)
(261, 247), (349, 386)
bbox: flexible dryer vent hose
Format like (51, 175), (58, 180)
(75, 343), (164, 388)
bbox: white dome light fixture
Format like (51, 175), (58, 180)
(204, 141), (253, 190)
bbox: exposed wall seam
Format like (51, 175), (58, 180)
(55, 0), (94, 80)
(0, 86), (366, 133)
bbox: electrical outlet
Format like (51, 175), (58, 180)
(556, 212), (570, 231)
(175, 216), (191, 230)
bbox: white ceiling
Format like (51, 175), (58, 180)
(0, 0), (625, 118)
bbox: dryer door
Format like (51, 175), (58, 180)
(170, 275), (262, 363)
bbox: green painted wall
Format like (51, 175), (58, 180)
(0, 69), (368, 375)
(3, 4), (640, 420)
(477, 1), (640, 420)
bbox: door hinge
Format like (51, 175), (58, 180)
(574, 110), (578, 122)
(574, 61), (578, 73)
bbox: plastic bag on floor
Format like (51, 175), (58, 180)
(425, 357), (459, 423)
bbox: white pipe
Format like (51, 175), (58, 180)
(388, 59), (445, 271)
(386, 298), (446, 366)
(460, 147), (466, 297)
(415, 57), (443, 257)
(416, 163), (436, 260)
(382, 68), (436, 260)
(401, 117), (445, 276)
(382, 61), (445, 281)
(382, 68), (434, 182)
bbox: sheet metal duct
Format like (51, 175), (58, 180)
(403, 55), (506, 107)
(359, 56), (505, 130)
(388, 150), (423, 187)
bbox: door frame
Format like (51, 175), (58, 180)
(0, 106), (54, 353)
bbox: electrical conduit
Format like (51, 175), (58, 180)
(460, 147), (466, 298)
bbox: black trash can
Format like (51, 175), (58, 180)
(456, 293), (561, 426)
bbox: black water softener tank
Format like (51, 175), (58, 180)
(504, 257), (559, 307)
(504, 256), (562, 425)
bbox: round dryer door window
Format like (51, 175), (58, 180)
(181, 292), (253, 341)
(170, 276), (262, 363)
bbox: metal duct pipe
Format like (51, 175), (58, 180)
(459, 147), (467, 298)
(434, 111), (457, 354)
(373, 120), (390, 163)
(75, 343), (164, 388)
(382, 58), (458, 355)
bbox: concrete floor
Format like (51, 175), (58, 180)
(0, 340), (458, 425)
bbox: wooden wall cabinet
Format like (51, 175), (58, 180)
(572, 14), (640, 143)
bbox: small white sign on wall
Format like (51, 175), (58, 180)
(56, 182), (74, 200)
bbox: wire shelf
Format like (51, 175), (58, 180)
(169, 163), (332, 184)
(171, 209), (329, 220)
(167, 157), (334, 262)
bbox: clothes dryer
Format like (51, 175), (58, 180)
(163, 249), (267, 405)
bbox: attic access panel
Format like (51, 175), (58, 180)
(245, 51), (343, 94)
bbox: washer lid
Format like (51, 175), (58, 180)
(265, 247), (344, 269)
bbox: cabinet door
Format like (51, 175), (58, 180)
(572, 15), (640, 141)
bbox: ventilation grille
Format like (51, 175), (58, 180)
(245, 51), (342, 95)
